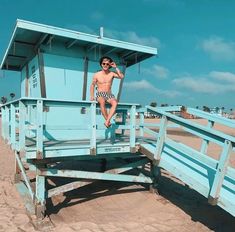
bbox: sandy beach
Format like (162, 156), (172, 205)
(0, 118), (235, 232)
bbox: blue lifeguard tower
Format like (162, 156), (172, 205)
(1, 20), (235, 219)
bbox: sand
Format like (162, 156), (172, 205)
(0, 118), (235, 232)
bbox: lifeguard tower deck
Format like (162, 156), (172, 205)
(1, 20), (235, 219)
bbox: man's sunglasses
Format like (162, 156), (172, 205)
(102, 62), (110, 66)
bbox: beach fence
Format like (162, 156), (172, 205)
(0, 20), (235, 218)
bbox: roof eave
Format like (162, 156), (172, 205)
(0, 19), (158, 71)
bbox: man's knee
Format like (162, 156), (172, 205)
(98, 98), (105, 106)
(111, 99), (118, 107)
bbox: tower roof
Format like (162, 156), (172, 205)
(1, 19), (157, 71)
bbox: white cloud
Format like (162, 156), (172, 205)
(123, 79), (155, 90)
(209, 71), (235, 84)
(173, 76), (220, 93)
(172, 72), (235, 94)
(63, 25), (161, 47)
(200, 36), (235, 61)
(159, 89), (182, 98)
(105, 29), (161, 47)
(142, 65), (169, 79)
(124, 79), (181, 98)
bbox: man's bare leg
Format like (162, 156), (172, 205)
(105, 99), (118, 127)
(97, 97), (108, 120)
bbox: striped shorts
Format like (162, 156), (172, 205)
(96, 91), (115, 101)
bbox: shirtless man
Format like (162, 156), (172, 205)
(90, 56), (124, 128)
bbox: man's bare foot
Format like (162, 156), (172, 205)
(104, 121), (111, 128)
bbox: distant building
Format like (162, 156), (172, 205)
(210, 107), (222, 116)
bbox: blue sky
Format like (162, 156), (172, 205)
(0, 0), (234, 111)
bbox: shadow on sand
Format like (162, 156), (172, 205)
(46, 168), (235, 232)
(158, 173), (235, 232)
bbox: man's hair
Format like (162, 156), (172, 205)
(99, 56), (113, 66)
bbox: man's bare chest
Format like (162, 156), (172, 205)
(97, 75), (113, 84)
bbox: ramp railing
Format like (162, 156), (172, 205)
(137, 106), (235, 217)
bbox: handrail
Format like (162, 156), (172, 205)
(146, 106), (235, 145)
(1, 98), (139, 156)
(0, 97), (141, 108)
(187, 107), (235, 128)
(138, 105), (182, 113)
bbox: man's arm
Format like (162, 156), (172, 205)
(90, 75), (97, 101)
(110, 62), (124, 79)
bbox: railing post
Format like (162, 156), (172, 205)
(19, 101), (26, 152)
(154, 115), (168, 161)
(35, 169), (46, 218)
(10, 103), (16, 149)
(150, 162), (161, 193)
(1, 106), (6, 139)
(121, 111), (127, 136)
(35, 100), (46, 218)
(15, 151), (34, 199)
(5, 105), (10, 143)
(36, 100), (44, 159)
(200, 120), (214, 154)
(90, 102), (96, 155)
(208, 140), (232, 205)
(139, 112), (144, 137)
(130, 105), (136, 153)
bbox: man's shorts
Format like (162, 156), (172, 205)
(96, 91), (115, 101)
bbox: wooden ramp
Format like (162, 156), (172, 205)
(138, 106), (235, 217)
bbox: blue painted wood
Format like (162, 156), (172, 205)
(143, 127), (158, 138)
(40, 168), (153, 183)
(90, 103), (96, 155)
(217, 176), (235, 216)
(36, 100), (43, 159)
(140, 123), (180, 128)
(15, 182), (35, 215)
(130, 105), (136, 152)
(209, 140), (232, 204)
(19, 101), (26, 152)
(15, 152), (34, 199)
(140, 106), (235, 217)
(140, 140), (227, 201)
(187, 107), (235, 128)
(139, 112), (144, 137)
(10, 104), (16, 149)
(106, 158), (150, 174)
(25, 142), (136, 159)
(5, 105), (10, 143)
(200, 120), (214, 154)
(48, 180), (93, 198)
(43, 54), (84, 100)
(154, 116), (167, 161)
(35, 174), (46, 205)
(0, 19), (157, 71)
(147, 106), (235, 147)
(138, 106), (182, 113)
(28, 56), (41, 98)
(1, 106), (6, 139)
(20, 65), (27, 98)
